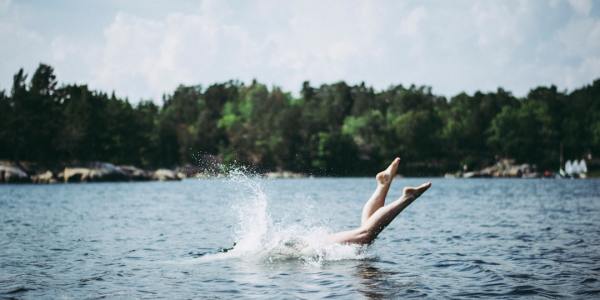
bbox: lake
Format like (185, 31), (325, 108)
(1, 176), (599, 298)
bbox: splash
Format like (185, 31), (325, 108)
(197, 167), (369, 264)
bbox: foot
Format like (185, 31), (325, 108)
(401, 182), (432, 202)
(376, 157), (400, 186)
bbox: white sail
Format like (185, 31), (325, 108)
(565, 160), (573, 175)
(580, 159), (588, 173)
(573, 160), (582, 174)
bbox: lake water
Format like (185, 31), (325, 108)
(1, 176), (599, 298)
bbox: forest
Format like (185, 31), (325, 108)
(1, 63), (599, 176)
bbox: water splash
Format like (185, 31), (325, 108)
(197, 167), (369, 264)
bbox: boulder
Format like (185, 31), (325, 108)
(120, 165), (152, 181)
(63, 168), (92, 182)
(88, 163), (128, 181)
(468, 159), (538, 178)
(153, 169), (180, 181)
(264, 171), (306, 179)
(479, 165), (499, 177)
(505, 165), (522, 177)
(462, 171), (479, 178)
(0, 164), (30, 183)
(31, 170), (56, 184)
(63, 163), (128, 182)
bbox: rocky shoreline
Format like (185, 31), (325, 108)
(5, 158), (587, 183)
(0, 161), (187, 183)
(444, 159), (575, 179)
(0, 161), (311, 183)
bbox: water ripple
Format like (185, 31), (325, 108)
(0, 178), (598, 298)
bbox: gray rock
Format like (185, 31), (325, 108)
(152, 169), (180, 181)
(0, 164), (30, 183)
(31, 170), (56, 184)
(63, 163), (128, 182)
(462, 171), (478, 178)
(120, 165), (152, 181)
(264, 171), (306, 179)
(63, 167), (92, 182)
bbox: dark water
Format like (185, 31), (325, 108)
(1, 178), (599, 299)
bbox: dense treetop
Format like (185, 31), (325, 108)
(1, 64), (598, 175)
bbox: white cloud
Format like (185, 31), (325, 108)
(0, 17), (49, 89)
(568, 0), (593, 15)
(548, 0), (562, 8)
(555, 16), (600, 87)
(89, 1), (394, 101)
(558, 17), (600, 57)
(95, 6), (290, 101)
(1, 0), (599, 102)
(0, 0), (10, 13)
(398, 6), (427, 37)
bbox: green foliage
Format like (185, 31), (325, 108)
(1, 63), (598, 175)
(487, 101), (557, 167)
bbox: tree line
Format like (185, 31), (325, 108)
(0, 63), (598, 175)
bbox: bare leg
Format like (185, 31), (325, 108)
(361, 158), (400, 225)
(328, 182), (431, 245)
(361, 182), (431, 240)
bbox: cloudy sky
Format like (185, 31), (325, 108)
(1, 0), (599, 102)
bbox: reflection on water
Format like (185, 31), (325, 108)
(355, 261), (417, 299)
(1, 178), (599, 298)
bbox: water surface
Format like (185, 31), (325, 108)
(1, 178), (599, 298)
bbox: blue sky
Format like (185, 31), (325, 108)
(1, 0), (599, 102)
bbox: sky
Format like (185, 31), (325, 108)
(1, 0), (599, 103)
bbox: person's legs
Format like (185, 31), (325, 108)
(360, 158), (400, 226)
(328, 182), (431, 245)
(360, 182), (431, 240)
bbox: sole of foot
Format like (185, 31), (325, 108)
(402, 182), (432, 200)
(376, 157), (401, 185)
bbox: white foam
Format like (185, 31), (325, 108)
(197, 168), (369, 264)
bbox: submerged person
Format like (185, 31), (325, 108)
(216, 158), (430, 254)
(327, 157), (431, 245)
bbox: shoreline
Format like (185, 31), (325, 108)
(1, 159), (594, 184)
(0, 161), (187, 184)
(1, 171), (596, 185)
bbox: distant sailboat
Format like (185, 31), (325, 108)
(565, 160), (573, 176)
(560, 159), (588, 178)
(573, 160), (582, 174)
(579, 160), (588, 178)
(580, 159), (588, 173)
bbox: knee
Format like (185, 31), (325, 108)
(355, 227), (377, 244)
